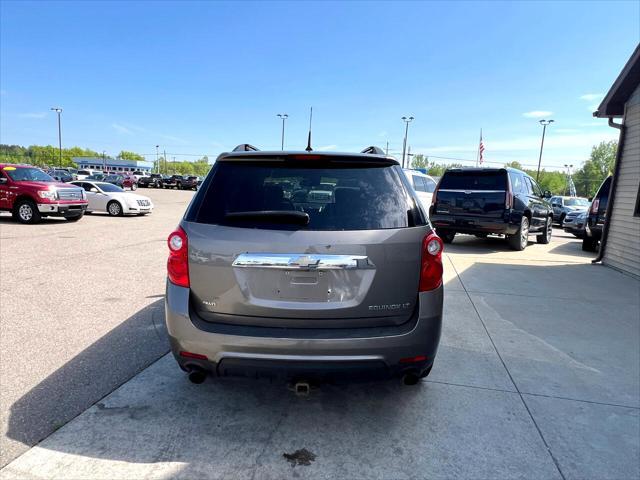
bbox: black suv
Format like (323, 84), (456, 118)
(430, 167), (553, 250)
(583, 176), (612, 252)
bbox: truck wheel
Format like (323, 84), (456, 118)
(509, 216), (529, 251)
(176, 182), (182, 190)
(537, 217), (552, 244)
(582, 237), (598, 252)
(65, 213), (84, 222)
(107, 201), (123, 216)
(439, 230), (456, 244)
(13, 199), (42, 224)
(131, 183), (138, 191)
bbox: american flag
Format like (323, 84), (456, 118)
(479, 131), (485, 165)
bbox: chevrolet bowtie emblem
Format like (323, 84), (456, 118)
(289, 255), (321, 269)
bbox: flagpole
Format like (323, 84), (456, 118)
(476, 128), (482, 167)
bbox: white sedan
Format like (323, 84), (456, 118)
(70, 181), (154, 216)
(403, 168), (438, 215)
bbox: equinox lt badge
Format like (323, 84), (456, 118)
(368, 302), (411, 311)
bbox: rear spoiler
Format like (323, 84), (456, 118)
(217, 145), (399, 166)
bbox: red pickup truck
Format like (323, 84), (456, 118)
(0, 164), (88, 223)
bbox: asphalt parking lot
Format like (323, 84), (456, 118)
(1, 188), (639, 479)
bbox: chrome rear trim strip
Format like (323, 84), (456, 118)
(232, 253), (374, 270)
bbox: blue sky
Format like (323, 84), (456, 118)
(1, 1), (638, 170)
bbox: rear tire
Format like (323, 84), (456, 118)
(508, 216), (529, 251)
(582, 237), (598, 252)
(439, 230), (456, 243)
(13, 199), (41, 224)
(537, 217), (552, 244)
(131, 183), (138, 191)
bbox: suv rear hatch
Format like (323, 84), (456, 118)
(183, 154), (428, 328)
(434, 169), (508, 218)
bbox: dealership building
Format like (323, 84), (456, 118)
(73, 157), (154, 173)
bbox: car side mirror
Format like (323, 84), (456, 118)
(90, 187), (98, 193)
(0, 177), (7, 184)
(543, 190), (552, 199)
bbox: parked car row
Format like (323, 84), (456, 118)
(138, 174), (202, 190)
(0, 164), (154, 224)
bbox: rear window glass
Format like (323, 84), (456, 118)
(440, 171), (507, 190)
(191, 162), (415, 230)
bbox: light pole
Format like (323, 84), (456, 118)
(564, 163), (574, 196)
(401, 116), (414, 168)
(102, 150), (106, 172)
(155, 145), (160, 173)
(536, 119), (554, 181)
(50, 107), (63, 167)
(277, 114), (288, 150)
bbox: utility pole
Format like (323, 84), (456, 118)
(277, 114), (288, 150)
(50, 107), (63, 167)
(536, 119), (554, 182)
(102, 150), (106, 172)
(155, 145), (160, 173)
(401, 116), (414, 169)
(163, 149), (167, 175)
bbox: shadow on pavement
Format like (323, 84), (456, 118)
(4, 299), (169, 466)
(548, 238), (595, 259)
(442, 233), (533, 254)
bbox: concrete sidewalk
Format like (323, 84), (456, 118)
(1, 232), (639, 479)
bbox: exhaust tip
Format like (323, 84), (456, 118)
(402, 372), (420, 386)
(188, 368), (207, 384)
(294, 382), (310, 397)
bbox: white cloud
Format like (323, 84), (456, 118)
(19, 112), (47, 119)
(580, 93), (604, 101)
(523, 110), (553, 118)
(317, 145), (338, 151)
(112, 123), (133, 135)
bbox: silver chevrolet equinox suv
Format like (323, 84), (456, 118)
(165, 145), (444, 387)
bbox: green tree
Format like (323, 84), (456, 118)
(504, 161), (523, 170)
(411, 154), (427, 169)
(573, 141), (617, 198)
(118, 150), (145, 162)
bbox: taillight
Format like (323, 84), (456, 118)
(591, 199), (599, 214)
(419, 232), (444, 292)
(505, 191), (513, 210)
(167, 226), (189, 287)
(505, 177), (513, 210)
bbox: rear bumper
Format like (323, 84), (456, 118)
(37, 203), (87, 216)
(430, 213), (518, 235)
(165, 281), (443, 381)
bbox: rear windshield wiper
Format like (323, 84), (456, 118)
(224, 210), (310, 225)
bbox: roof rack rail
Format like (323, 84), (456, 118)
(360, 146), (386, 155)
(232, 144), (260, 152)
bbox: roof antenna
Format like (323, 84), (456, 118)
(305, 107), (313, 152)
